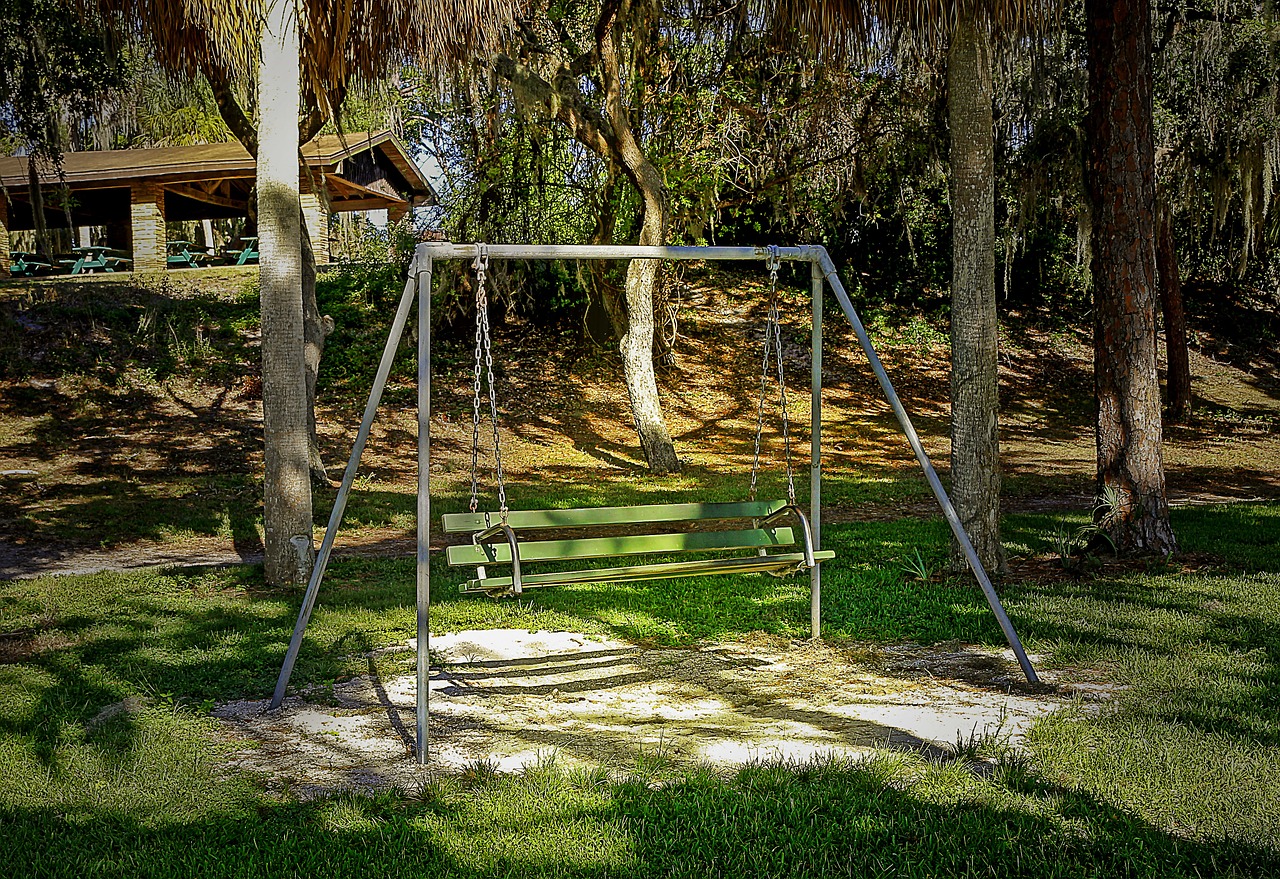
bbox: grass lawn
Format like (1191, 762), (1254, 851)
(2, 503), (1278, 877)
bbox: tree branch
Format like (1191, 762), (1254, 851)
(202, 62), (258, 157)
(490, 53), (619, 161)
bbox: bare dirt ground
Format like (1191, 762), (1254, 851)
(1, 276), (1276, 579)
(213, 629), (1083, 795)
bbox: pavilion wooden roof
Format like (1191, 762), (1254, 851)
(0, 130), (435, 205)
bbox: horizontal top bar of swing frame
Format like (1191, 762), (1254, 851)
(414, 243), (828, 262)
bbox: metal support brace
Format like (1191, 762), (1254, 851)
(272, 257), (423, 710)
(813, 250), (1039, 684)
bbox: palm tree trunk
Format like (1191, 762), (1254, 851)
(946, 18), (1006, 573)
(258, 0), (315, 585)
(1085, 0), (1177, 554)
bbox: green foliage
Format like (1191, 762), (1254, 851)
(314, 263), (415, 395)
(0, 0), (125, 159)
(1155, 0), (1280, 284)
(115, 58), (233, 148)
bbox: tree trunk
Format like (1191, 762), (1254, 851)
(202, 66), (331, 486)
(258, 0), (315, 585)
(490, 44), (680, 473)
(300, 215), (333, 483)
(601, 26), (681, 474)
(946, 19), (1006, 574)
(1156, 209), (1192, 422)
(26, 159), (50, 257)
(1084, 0), (1177, 555)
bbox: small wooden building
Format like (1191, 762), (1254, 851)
(0, 130), (435, 275)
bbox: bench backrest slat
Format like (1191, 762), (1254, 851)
(446, 526), (795, 567)
(441, 500), (787, 533)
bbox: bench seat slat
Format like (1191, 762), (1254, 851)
(446, 527), (796, 566)
(461, 550), (835, 593)
(442, 500), (787, 533)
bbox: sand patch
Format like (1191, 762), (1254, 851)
(214, 629), (1068, 795)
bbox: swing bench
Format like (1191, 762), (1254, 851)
(443, 499), (832, 595)
(444, 246), (832, 597)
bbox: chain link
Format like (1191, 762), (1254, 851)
(748, 247), (796, 503)
(467, 245), (508, 518)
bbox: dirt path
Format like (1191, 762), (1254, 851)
(213, 629), (1085, 796)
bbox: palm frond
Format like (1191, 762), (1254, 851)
(758, 0), (1062, 55)
(83, 0), (520, 97)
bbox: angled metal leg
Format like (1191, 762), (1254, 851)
(271, 260), (422, 709)
(814, 249), (1040, 685)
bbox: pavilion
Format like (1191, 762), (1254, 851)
(0, 130), (436, 275)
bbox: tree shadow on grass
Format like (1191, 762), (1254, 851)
(4, 755), (1277, 878)
(2, 507), (1278, 875)
(1001, 505), (1280, 747)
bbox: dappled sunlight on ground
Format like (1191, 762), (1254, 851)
(214, 629), (1066, 796)
(1, 270), (1277, 577)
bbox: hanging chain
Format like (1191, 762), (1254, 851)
(469, 252), (485, 512)
(774, 276), (797, 504)
(467, 245), (508, 517)
(750, 248), (780, 502)
(748, 247), (796, 504)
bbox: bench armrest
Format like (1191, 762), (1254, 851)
(762, 504), (817, 568)
(473, 521), (523, 596)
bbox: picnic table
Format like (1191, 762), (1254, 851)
(60, 246), (130, 275)
(225, 236), (259, 266)
(167, 241), (207, 269)
(9, 251), (55, 277)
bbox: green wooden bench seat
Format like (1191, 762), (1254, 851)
(442, 500), (833, 596)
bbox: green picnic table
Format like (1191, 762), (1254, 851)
(9, 251), (55, 277)
(61, 246), (119, 275)
(226, 236), (258, 266)
(167, 241), (206, 269)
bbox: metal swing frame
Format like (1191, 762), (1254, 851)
(271, 242), (1039, 767)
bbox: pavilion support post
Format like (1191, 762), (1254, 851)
(388, 204), (409, 225)
(130, 182), (167, 272)
(301, 191), (331, 265)
(0, 197), (10, 278)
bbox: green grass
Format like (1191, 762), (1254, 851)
(5, 738), (1272, 877)
(2, 503), (1280, 876)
